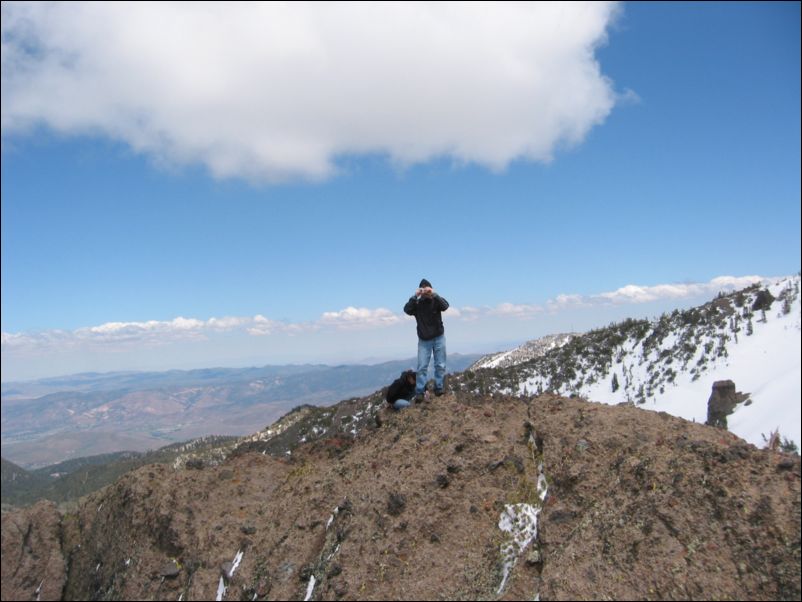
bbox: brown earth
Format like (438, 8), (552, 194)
(2, 392), (800, 600)
(532, 394), (800, 600)
(1, 500), (66, 601)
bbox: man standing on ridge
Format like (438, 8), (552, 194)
(404, 278), (449, 401)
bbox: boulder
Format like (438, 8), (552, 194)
(706, 380), (749, 429)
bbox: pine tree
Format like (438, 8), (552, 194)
(611, 372), (619, 393)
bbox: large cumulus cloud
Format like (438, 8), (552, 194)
(2, 2), (621, 182)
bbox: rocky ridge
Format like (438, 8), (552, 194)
(2, 387), (800, 601)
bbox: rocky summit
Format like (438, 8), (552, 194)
(2, 390), (800, 601)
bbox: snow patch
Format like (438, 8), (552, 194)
(326, 507), (339, 531)
(304, 575), (317, 601)
(496, 453), (548, 594)
(215, 550), (244, 600)
(229, 550), (243, 577)
(497, 504), (540, 594)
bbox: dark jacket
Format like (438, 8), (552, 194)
(386, 370), (416, 404)
(404, 293), (449, 341)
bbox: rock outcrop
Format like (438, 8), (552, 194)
(706, 379), (750, 429)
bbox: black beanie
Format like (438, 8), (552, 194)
(419, 278), (432, 288)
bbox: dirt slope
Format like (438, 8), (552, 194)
(2, 392), (799, 600)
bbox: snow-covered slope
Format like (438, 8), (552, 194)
(469, 276), (801, 450)
(471, 333), (576, 370)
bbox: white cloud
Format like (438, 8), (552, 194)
(76, 316), (227, 345)
(246, 314), (280, 337)
(2, 275), (770, 355)
(207, 316), (250, 331)
(84, 316), (206, 337)
(709, 275), (765, 290)
(456, 306), (482, 322)
(1, 332), (25, 346)
(3, 315), (258, 351)
(446, 307), (462, 319)
(452, 275), (769, 322)
(319, 307), (402, 330)
(591, 276), (764, 305)
(546, 293), (589, 311)
(596, 284), (691, 304)
(1, 306), (404, 352)
(489, 302), (544, 319)
(1, 2), (621, 182)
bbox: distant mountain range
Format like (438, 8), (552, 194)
(1, 354), (481, 469)
(1, 364), (333, 399)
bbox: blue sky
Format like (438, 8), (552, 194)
(2, 2), (800, 380)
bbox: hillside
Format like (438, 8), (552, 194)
(470, 333), (576, 370)
(1, 458), (41, 490)
(2, 458), (52, 512)
(1, 437), (238, 510)
(463, 276), (801, 450)
(2, 388), (799, 601)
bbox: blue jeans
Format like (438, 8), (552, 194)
(393, 399), (412, 410)
(417, 334), (446, 394)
